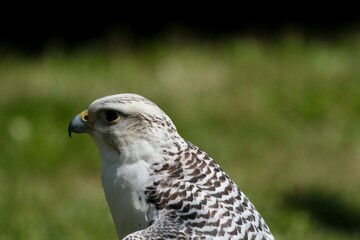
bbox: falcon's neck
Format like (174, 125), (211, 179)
(96, 136), (187, 239)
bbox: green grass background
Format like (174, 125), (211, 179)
(1, 34), (360, 239)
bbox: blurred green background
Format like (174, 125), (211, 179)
(1, 32), (360, 240)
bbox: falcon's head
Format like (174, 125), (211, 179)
(68, 94), (179, 161)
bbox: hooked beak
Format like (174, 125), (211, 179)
(68, 110), (91, 138)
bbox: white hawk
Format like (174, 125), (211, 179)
(68, 93), (274, 240)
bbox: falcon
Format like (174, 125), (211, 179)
(68, 93), (274, 240)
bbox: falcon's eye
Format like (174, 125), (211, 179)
(104, 110), (121, 123)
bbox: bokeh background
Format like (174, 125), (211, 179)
(1, 15), (360, 240)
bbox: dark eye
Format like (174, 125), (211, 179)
(105, 110), (120, 122)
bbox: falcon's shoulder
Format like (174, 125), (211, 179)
(140, 142), (274, 239)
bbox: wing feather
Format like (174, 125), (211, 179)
(125, 142), (274, 239)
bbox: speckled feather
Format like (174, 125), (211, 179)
(125, 141), (273, 240)
(70, 94), (274, 240)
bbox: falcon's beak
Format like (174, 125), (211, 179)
(68, 110), (91, 138)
